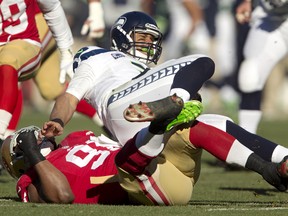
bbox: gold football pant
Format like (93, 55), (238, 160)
(33, 13), (65, 100)
(117, 128), (202, 205)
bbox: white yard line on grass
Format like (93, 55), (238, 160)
(207, 207), (288, 211)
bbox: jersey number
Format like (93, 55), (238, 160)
(0, 0), (28, 35)
(66, 145), (110, 170)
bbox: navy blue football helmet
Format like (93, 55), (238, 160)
(110, 11), (163, 65)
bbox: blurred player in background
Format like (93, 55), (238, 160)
(140, 0), (203, 62)
(0, 0), (74, 146)
(0, 0), (108, 174)
(236, 0), (288, 133)
(5, 0), (106, 140)
(81, 0), (105, 39)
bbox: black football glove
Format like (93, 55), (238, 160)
(16, 127), (46, 167)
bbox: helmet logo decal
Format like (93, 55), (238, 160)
(113, 17), (127, 28)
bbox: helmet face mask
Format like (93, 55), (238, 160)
(1, 126), (57, 179)
(111, 11), (163, 65)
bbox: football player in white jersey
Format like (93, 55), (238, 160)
(41, 11), (215, 145)
(236, 0), (288, 133)
(40, 12), (288, 193)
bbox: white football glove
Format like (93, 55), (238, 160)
(81, 1), (105, 39)
(59, 49), (74, 84)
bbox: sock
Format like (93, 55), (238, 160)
(92, 113), (104, 126)
(189, 121), (252, 166)
(226, 140), (253, 167)
(6, 87), (23, 138)
(0, 65), (18, 139)
(135, 127), (164, 157)
(76, 99), (104, 126)
(226, 120), (288, 163)
(0, 110), (12, 139)
(115, 126), (165, 175)
(272, 145), (288, 163)
(238, 109), (262, 134)
(76, 99), (97, 118)
(170, 57), (214, 101)
(115, 134), (156, 175)
(170, 88), (190, 102)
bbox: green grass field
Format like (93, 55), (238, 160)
(1, 107), (288, 216)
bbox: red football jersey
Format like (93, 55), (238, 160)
(17, 131), (129, 204)
(0, 0), (39, 43)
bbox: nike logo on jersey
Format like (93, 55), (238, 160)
(73, 47), (110, 71)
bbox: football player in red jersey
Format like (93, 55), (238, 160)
(15, 129), (127, 204)
(0, 0), (74, 145)
(2, 95), (288, 205)
(4, 0), (106, 142)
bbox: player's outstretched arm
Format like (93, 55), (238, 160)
(42, 93), (79, 138)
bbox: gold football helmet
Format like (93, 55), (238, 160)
(1, 126), (56, 179)
(1, 132), (29, 179)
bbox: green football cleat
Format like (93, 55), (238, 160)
(166, 100), (203, 131)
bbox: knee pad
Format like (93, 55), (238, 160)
(196, 114), (233, 132)
(238, 59), (262, 93)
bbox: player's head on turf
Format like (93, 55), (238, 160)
(110, 11), (163, 65)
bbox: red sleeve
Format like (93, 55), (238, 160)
(16, 174), (32, 202)
(16, 168), (37, 202)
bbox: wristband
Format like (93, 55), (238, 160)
(51, 118), (64, 127)
(28, 152), (46, 167)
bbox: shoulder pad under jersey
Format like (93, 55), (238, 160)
(73, 46), (111, 71)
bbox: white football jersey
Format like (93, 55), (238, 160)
(68, 46), (148, 138)
(69, 46), (206, 145)
(238, 5), (288, 93)
(69, 46), (148, 102)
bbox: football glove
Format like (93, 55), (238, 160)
(81, 1), (105, 39)
(59, 48), (74, 84)
(16, 126), (46, 167)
